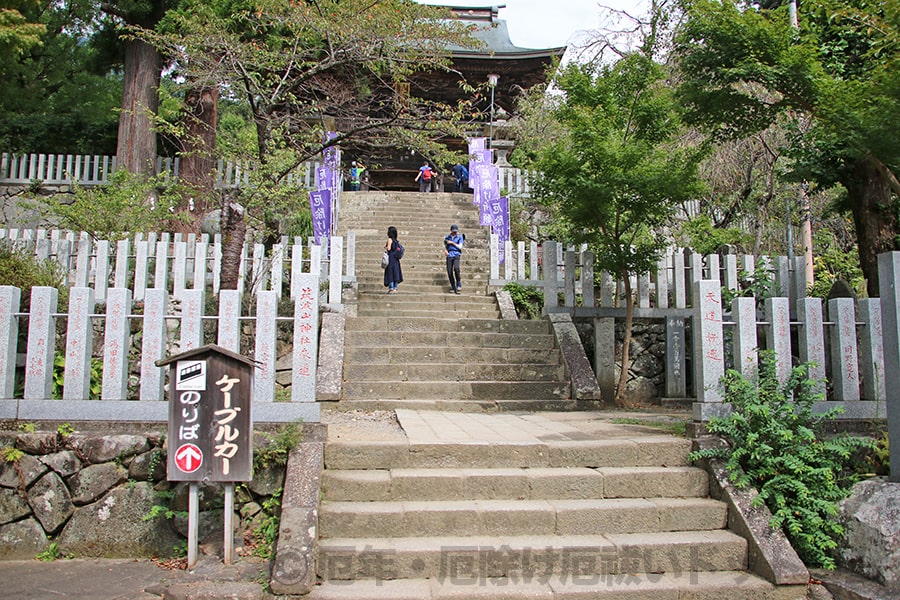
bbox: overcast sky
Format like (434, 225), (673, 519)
(419, 1), (649, 49)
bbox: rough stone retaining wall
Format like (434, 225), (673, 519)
(0, 427), (293, 560)
(574, 318), (674, 403)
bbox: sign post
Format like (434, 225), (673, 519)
(157, 345), (257, 567)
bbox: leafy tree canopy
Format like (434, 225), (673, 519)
(674, 0), (900, 294)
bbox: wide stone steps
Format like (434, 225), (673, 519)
(323, 437), (693, 470)
(311, 429), (780, 599)
(346, 317), (550, 335)
(340, 381), (569, 402)
(321, 466), (708, 502)
(319, 497), (727, 539)
(336, 190), (568, 407)
(343, 363), (563, 383)
(305, 571), (779, 599)
(317, 530), (748, 580)
(344, 347), (561, 367)
(344, 328), (555, 349)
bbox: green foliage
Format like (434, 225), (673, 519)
(32, 170), (184, 242)
(36, 542), (70, 562)
(142, 490), (186, 523)
(517, 52), (705, 285)
(250, 489), (283, 560)
(691, 352), (875, 568)
(503, 282), (544, 320)
(0, 245), (68, 310)
(807, 229), (866, 299)
(1, 446), (24, 463)
(255, 423), (303, 470)
(56, 423), (74, 438)
(675, 0), (900, 294)
(674, 215), (752, 257)
(17, 422), (35, 434)
(721, 268), (777, 308)
(611, 417), (688, 437)
(51, 353), (103, 400)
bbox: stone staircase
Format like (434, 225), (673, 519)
(336, 191), (572, 410)
(307, 411), (787, 599)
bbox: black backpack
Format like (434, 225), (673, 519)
(395, 241), (405, 260)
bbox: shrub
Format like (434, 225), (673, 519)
(690, 351), (875, 568)
(0, 246), (68, 310)
(503, 282), (543, 319)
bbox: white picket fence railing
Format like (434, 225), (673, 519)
(0, 228), (355, 305)
(0, 153), (322, 188)
(0, 228), (359, 425)
(491, 239), (893, 421)
(490, 237), (808, 309)
(0, 152), (534, 196)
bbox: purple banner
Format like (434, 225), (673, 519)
(316, 165), (331, 191)
(468, 138), (487, 190)
(487, 196), (510, 263)
(309, 189), (332, 246)
(476, 164), (500, 225)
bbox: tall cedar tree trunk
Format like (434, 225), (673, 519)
(220, 201), (246, 290)
(614, 273), (634, 406)
(845, 155), (899, 297)
(177, 84), (219, 234)
(116, 38), (161, 175)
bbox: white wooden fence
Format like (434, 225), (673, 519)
(0, 228), (355, 304)
(492, 238), (892, 422)
(0, 152), (534, 196)
(0, 229), (361, 424)
(0, 153), (321, 188)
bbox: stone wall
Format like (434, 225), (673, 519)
(575, 317), (676, 404)
(0, 427), (289, 560)
(0, 184), (69, 230)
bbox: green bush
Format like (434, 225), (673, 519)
(0, 246), (68, 310)
(691, 352), (875, 569)
(503, 282), (543, 319)
(34, 169), (182, 241)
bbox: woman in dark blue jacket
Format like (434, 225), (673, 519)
(384, 226), (403, 293)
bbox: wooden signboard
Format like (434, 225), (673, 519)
(159, 345), (255, 483)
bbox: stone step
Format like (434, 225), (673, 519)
(344, 330), (554, 349)
(356, 308), (503, 319)
(356, 284), (493, 297)
(343, 363), (564, 383)
(340, 380), (569, 402)
(354, 293), (498, 309)
(322, 466), (708, 502)
(304, 571), (780, 600)
(345, 317), (552, 335)
(323, 437), (693, 470)
(321, 398), (589, 413)
(317, 530), (747, 580)
(343, 346), (560, 365)
(318, 497), (728, 539)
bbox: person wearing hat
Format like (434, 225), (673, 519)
(444, 224), (464, 294)
(349, 160), (365, 191)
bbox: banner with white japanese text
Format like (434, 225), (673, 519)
(475, 164), (500, 226)
(487, 196), (510, 264)
(468, 138), (486, 190)
(309, 189), (332, 246)
(321, 132), (341, 239)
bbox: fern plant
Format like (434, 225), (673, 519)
(691, 351), (874, 569)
